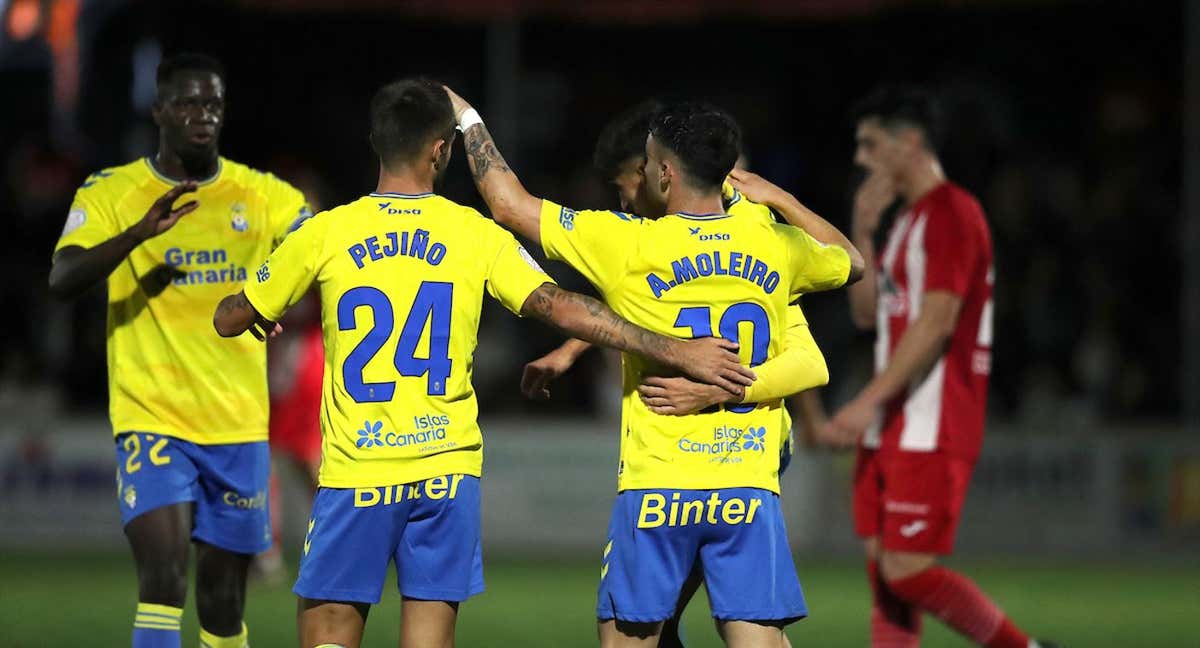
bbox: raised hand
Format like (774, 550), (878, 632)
(728, 168), (788, 207)
(442, 86), (474, 122)
(128, 182), (199, 243)
(852, 171), (895, 237)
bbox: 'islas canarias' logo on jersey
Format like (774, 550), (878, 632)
(164, 247), (249, 285)
(677, 425), (767, 456)
(355, 414), (453, 451)
(645, 251), (781, 299)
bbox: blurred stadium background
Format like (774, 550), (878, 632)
(1, 0), (1198, 646)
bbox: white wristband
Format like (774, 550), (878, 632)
(458, 108), (483, 131)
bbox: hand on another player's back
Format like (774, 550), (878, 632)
(127, 182), (199, 243)
(669, 337), (755, 397)
(637, 375), (737, 416)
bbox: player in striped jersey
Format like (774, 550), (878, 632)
(827, 86), (1056, 648)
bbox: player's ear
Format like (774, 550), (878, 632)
(432, 137), (451, 169)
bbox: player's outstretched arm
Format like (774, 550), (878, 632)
(213, 291), (283, 341)
(638, 309), (829, 415)
(48, 182), (198, 300)
(521, 338), (594, 400)
(444, 87), (544, 245)
(519, 283), (754, 396)
(728, 169), (865, 285)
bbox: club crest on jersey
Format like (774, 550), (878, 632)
(231, 202), (249, 232)
(123, 485), (137, 509)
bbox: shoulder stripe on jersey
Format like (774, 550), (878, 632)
(609, 210), (641, 221)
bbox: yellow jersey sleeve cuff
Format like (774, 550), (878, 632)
(242, 283), (282, 323)
(539, 198), (568, 261)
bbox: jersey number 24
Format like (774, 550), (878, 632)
(337, 282), (453, 402)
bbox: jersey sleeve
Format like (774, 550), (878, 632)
(539, 199), (640, 295)
(741, 303), (829, 403)
(243, 216), (326, 322)
(481, 216), (556, 315)
(723, 181), (775, 223)
(920, 200), (978, 297)
(263, 174), (313, 247)
(54, 173), (123, 253)
(776, 222), (852, 298)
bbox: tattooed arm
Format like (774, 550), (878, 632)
(519, 282), (755, 396)
(213, 291), (282, 341)
(444, 87), (545, 245)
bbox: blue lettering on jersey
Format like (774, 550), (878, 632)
(80, 169), (114, 188)
(348, 229), (446, 269)
(558, 206), (577, 231)
(163, 247), (249, 285)
(647, 250), (781, 298)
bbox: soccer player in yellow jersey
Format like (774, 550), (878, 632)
(519, 101), (846, 648)
(211, 78), (753, 648)
(445, 87), (864, 647)
(47, 54), (310, 648)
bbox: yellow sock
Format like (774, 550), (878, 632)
(199, 622), (248, 648)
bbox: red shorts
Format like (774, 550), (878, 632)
(852, 447), (975, 555)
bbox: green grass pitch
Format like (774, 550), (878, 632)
(1, 551), (1195, 647)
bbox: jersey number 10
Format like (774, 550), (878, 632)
(337, 282), (454, 402)
(674, 302), (770, 413)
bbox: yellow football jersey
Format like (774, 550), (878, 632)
(540, 199), (849, 493)
(243, 192), (553, 488)
(54, 157), (309, 444)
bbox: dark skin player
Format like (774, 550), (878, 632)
(47, 66), (268, 636)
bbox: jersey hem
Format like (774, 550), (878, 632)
(112, 426), (268, 445)
(318, 463), (482, 489)
(615, 478), (780, 494)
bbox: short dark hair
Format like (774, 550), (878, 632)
(369, 78), (456, 168)
(648, 102), (741, 190)
(157, 52), (225, 89)
(850, 85), (943, 153)
(593, 99), (663, 181)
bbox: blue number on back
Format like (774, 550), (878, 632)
(337, 282), (455, 402)
(395, 282), (453, 396)
(338, 287), (396, 402)
(673, 302), (771, 413)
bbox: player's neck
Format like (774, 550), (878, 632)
(899, 158), (946, 206)
(376, 165), (435, 196)
(666, 186), (725, 217)
(153, 147), (218, 182)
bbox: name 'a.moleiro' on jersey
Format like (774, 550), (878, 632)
(646, 250), (782, 299)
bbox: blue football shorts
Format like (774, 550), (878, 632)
(114, 432), (271, 555)
(597, 487), (806, 624)
(294, 474), (484, 604)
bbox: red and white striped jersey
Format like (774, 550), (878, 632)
(863, 182), (993, 460)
